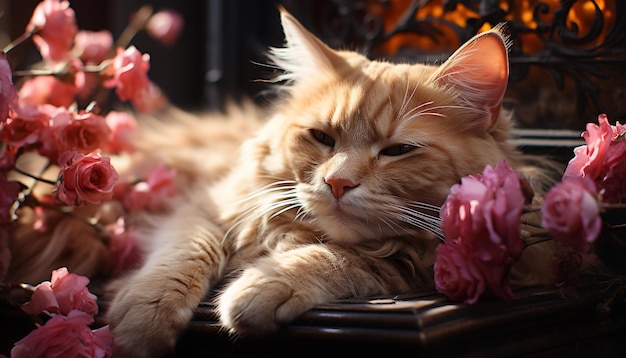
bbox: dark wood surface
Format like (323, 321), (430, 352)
(174, 276), (626, 357)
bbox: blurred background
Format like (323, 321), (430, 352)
(1, 0), (625, 129)
(1, 0), (295, 111)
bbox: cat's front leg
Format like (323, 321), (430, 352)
(106, 228), (225, 358)
(217, 243), (415, 336)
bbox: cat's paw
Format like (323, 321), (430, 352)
(217, 268), (314, 336)
(105, 273), (195, 358)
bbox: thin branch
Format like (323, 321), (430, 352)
(12, 166), (57, 186)
(3, 29), (36, 53)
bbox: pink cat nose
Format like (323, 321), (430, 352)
(325, 177), (357, 199)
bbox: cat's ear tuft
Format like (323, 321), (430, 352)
(429, 24), (510, 131)
(269, 7), (345, 82)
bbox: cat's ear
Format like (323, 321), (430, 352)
(429, 24), (510, 131)
(270, 7), (345, 81)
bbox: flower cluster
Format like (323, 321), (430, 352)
(0, 0), (183, 355)
(435, 159), (526, 304)
(12, 268), (112, 357)
(435, 114), (626, 304)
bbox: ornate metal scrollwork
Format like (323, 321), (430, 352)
(311, 0), (626, 128)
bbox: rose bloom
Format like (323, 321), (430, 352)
(131, 81), (168, 113)
(434, 239), (514, 304)
(103, 111), (138, 153)
(21, 267), (98, 316)
(565, 114), (612, 180)
(55, 150), (119, 206)
(602, 144), (626, 202)
(0, 52), (18, 124)
(104, 46), (151, 103)
(73, 30), (113, 64)
(123, 163), (177, 212)
(146, 9), (184, 46)
(0, 109), (48, 148)
(27, 0), (77, 64)
(0, 171), (21, 225)
(56, 111), (111, 154)
(106, 217), (142, 274)
(18, 75), (77, 108)
(24, 104), (67, 161)
(11, 310), (113, 358)
(38, 109), (111, 162)
(440, 158), (525, 264)
(564, 114), (626, 203)
(541, 176), (602, 253)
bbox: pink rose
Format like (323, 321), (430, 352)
(21, 267), (98, 316)
(1, 103), (53, 148)
(18, 75), (77, 108)
(122, 162), (177, 213)
(11, 310), (113, 358)
(480, 159), (526, 259)
(104, 46), (151, 103)
(601, 139), (626, 203)
(38, 109), (111, 162)
(106, 217), (142, 274)
(0, 52), (17, 124)
(434, 241), (486, 304)
(103, 111), (138, 153)
(131, 81), (168, 113)
(25, 104), (67, 161)
(27, 0), (77, 64)
(434, 239), (514, 304)
(57, 111), (111, 154)
(0, 171), (21, 225)
(565, 116), (611, 180)
(440, 158), (525, 264)
(564, 114), (626, 203)
(541, 176), (602, 253)
(73, 30), (113, 64)
(54, 150), (119, 206)
(146, 9), (184, 46)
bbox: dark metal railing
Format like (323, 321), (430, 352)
(297, 0), (626, 128)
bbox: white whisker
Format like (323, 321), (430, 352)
(406, 201), (441, 213)
(400, 104), (473, 124)
(230, 180), (297, 206)
(386, 202), (444, 241)
(399, 100), (433, 123)
(223, 180), (303, 242)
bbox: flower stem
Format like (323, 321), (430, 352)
(19, 283), (37, 293)
(2, 29), (35, 53)
(12, 64), (106, 78)
(12, 166), (57, 186)
(114, 5), (154, 50)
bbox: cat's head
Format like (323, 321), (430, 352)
(259, 8), (519, 244)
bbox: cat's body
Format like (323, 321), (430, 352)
(106, 9), (554, 357)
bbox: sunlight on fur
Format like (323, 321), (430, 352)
(38, 8), (563, 357)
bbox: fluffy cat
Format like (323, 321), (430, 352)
(105, 8), (552, 357)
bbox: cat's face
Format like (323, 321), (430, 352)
(262, 10), (514, 244)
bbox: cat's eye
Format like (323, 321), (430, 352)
(380, 144), (418, 157)
(310, 129), (335, 147)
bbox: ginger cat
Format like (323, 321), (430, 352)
(106, 8), (549, 357)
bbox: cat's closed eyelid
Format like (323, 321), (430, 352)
(379, 143), (420, 157)
(309, 129), (336, 147)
